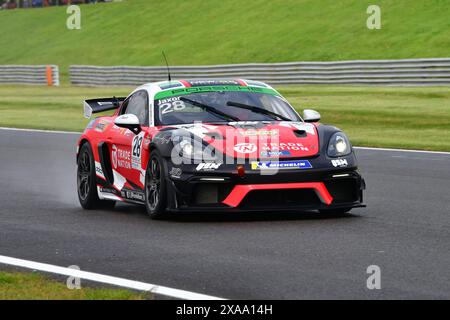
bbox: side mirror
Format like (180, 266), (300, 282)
(303, 109), (321, 122)
(114, 114), (142, 134)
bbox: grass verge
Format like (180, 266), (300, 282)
(0, 84), (449, 152)
(0, 0), (449, 83)
(0, 271), (148, 300)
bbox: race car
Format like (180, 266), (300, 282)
(77, 79), (365, 219)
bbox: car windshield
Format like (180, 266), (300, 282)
(154, 90), (301, 125)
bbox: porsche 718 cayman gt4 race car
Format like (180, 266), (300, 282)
(77, 79), (366, 219)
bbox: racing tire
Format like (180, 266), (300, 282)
(144, 150), (167, 219)
(319, 207), (352, 215)
(77, 142), (115, 210)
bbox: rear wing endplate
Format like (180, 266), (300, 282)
(83, 97), (126, 119)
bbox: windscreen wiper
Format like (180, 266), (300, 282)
(226, 101), (291, 121)
(180, 97), (240, 122)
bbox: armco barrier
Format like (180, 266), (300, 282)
(0, 65), (59, 86)
(69, 58), (450, 86)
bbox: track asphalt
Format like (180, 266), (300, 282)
(0, 129), (449, 299)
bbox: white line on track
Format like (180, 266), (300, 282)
(0, 127), (80, 135)
(354, 146), (450, 155)
(1, 126), (450, 155)
(0, 255), (225, 300)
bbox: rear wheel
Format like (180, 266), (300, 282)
(77, 143), (115, 210)
(144, 150), (167, 219)
(319, 207), (352, 215)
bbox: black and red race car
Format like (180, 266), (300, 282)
(77, 79), (365, 218)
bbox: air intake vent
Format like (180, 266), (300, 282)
(204, 132), (224, 140)
(293, 129), (307, 138)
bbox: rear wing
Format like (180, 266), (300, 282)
(83, 97), (126, 119)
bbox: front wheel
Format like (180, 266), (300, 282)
(144, 150), (167, 219)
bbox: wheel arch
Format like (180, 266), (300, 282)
(316, 124), (344, 154)
(77, 138), (91, 162)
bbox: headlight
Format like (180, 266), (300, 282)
(327, 132), (352, 157)
(178, 139), (216, 161)
(180, 140), (194, 157)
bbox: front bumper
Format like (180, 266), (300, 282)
(165, 162), (366, 212)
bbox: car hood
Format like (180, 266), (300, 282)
(173, 121), (320, 159)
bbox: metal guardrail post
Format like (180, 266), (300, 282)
(0, 65), (60, 86)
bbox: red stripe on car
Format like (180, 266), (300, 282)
(179, 80), (191, 87)
(237, 79), (247, 86)
(222, 182), (333, 207)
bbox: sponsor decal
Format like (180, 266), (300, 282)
(94, 119), (110, 132)
(188, 80), (241, 87)
(196, 163), (222, 171)
(239, 129), (279, 137)
(131, 132), (145, 170)
(331, 159), (348, 168)
(94, 161), (104, 179)
(260, 150), (291, 157)
(158, 98), (188, 115)
(121, 189), (145, 202)
(169, 167), (182, 178)
(262, 142), (309, 152)
(157, 96), (181, 105)
(234, 143), (257, 154)
(152, 135), (172, 144)
(95, 166), (104, 177)
(251, 160), (312, 170)
(111, 145), (118, 169)
(99, 187), (117, 194)
(112, 144), (131, 170)
(98, 186), (122, 201)
(116, 127), (132, 136)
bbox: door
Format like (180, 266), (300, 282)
(108, 90), (150, 195)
